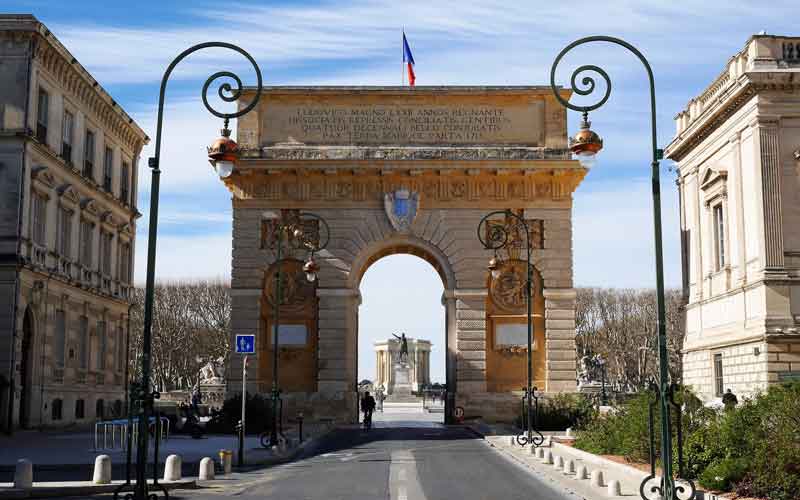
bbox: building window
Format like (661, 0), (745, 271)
(97, 321), (106, 370)
(79, 315), (89, 370)
(713, 204), (725, 270)
(55, 309), (66, 367)
(57, 207), (72, 258)
(121, 162), (130, 205)
(51, 399), (63, 421)
(79, 219), (93, 267)
(62, 111), (74, 164)
(31, 194), (47, 246)
(119, 242), (131, 283)
(713, 353), (724, 397)
(36, 88), (48, 144)
(116, 325), (125, 372)
(83, 130), (95, 179)
(100, 231), (113, 276)
(103, 147), (113, 192)
(96, 399), (105, 420)
(75, 399), (85, 419)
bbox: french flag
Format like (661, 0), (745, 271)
(403, 31), (416, 87)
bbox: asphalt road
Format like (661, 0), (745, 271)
(150, 421), (572, 500)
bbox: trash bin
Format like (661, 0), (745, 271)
(218, 449), (233, 475)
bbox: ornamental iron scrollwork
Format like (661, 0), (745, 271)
(261, 210), (331, 257)
(516, 387), (545, 447)
(638, 382), (696, 500)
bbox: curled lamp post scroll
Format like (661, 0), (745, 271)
(549, 36), (692, 500)
(117, 42), (263, 500)
(477, 209), (543, 448)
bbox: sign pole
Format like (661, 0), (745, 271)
(239, 355), (247, 467)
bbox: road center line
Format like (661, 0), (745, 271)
(390, 450), (428, 500)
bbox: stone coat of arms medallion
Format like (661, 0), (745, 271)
(384, 189), (419, 232)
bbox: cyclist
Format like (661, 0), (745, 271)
(361, 391), (376, 430)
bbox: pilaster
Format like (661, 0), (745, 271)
(543, 288), (577, 392)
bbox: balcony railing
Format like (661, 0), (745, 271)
(58, 257), (73, 279)
(33, 244), (47, 266)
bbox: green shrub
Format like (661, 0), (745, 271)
(205, 393), (273, 435)
(516, 393), (595, 432)
(698, 457), (747, 491)
(573, 391), (654, 463)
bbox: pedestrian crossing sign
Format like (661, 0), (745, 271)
(235, 334), (255, 354)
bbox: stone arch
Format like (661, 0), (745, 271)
(347, 234), (456, 292)
(344, 234), (457, 421)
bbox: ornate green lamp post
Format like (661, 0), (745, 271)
(549, 36), (694, 500)
(477, 210), (544, 448)
(115, 42), (263, 500)
(260, 210), (330, 447)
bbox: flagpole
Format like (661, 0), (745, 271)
(401, 29), (405, 86)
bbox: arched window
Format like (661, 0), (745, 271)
(95, 399), (105, 420)
(51, 399), (63, 421)
(75, 399), (85, 419)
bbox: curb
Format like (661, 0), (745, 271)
(234, 426), (337, 470)
(0, 478), (196, 499)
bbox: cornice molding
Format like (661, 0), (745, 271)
(244, 146), (571, 162)
(31, 31), (149, 152)
(223, 168), (586, 207)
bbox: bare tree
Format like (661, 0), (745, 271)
(128, 280), (231, 392)
(574, 287), (686, 392)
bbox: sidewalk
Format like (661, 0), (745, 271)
(0, 422), (335, 498)
(479, 428), (708, 500)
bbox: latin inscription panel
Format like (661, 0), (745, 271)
(256, 92), (547, 146)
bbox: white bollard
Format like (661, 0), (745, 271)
(543, 450), (553, 464)
(543, 436), (552, 447)
(528, 444), (537, 455)
(509, 436), (516, 446)
(607, 479), (622, 496)
(536, 447), (545, 459)
(576, 465), (589, 480)
(198, 457), (215, 481)
(92, 455), (112, 485)
(591, 469), (605, 487)
(14, 459), (33, 489)
(554, 455), (564, 469)
(564, 458), (576, 474)
(163, 454), (182, 482)
(565, 427), (573, 438)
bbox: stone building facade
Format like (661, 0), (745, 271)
(222, 86), (584, 423)
(667, 35), (800, 402)
(0, 15), (148, 430)
(374, 337), (432, 393)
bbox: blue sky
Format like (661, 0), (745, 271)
(12, 0), (797, 381)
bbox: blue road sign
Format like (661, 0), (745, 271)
(235, 334), (255, 354)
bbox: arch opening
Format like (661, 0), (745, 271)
(356, 247), (450, 425)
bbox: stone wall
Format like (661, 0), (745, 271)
(227, 204), (579, 423)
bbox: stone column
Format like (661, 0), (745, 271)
(317, 288), (359, 419)
(543, 288), (577, 393)
(754, 116), (785, 272)
(454, 289), (487, 394)
(731, 132), (747, 285)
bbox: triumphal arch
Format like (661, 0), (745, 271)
(222, 86), (586, 423)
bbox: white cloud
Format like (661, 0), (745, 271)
(573, 174), (682, 288)
(133, 232), (231, 285)
(131, 97), (231, 195)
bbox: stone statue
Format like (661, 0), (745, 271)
(392, 332), (409, 363)
(577, 354), (595, 385)
(199, 360), (224, 385)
